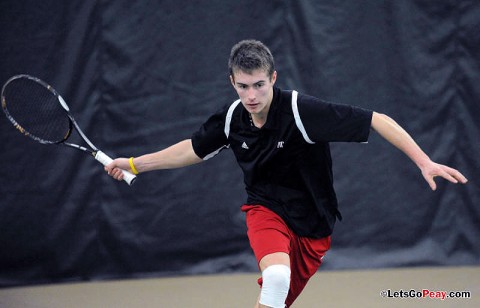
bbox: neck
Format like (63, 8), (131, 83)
(250, 113), (267, 128)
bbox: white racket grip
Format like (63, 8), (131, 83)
(95, 151), (137, 186)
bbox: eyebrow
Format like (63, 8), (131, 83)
(236, 80), (266, 86)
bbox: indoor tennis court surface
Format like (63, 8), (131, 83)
(1, 266), (478, 307)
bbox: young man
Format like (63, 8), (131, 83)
(105, 40), (467, 308)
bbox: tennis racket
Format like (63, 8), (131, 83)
(1, 74), (136, 185)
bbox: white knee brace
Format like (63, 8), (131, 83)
(259, 264), (291, 308)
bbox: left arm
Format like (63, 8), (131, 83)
(371, 112), (468, 190)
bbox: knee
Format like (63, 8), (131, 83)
(263, 264), (290, 289)
(260, 264), (291, 308)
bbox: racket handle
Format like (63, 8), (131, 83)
(95, 151), (137, 186)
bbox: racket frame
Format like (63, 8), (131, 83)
(1, 74), (136, 185)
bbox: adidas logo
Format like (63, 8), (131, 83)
(241, 142), (249, 150)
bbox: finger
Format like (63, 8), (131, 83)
(437, 165), (469, 184)
(427, 176), (437, 191)
(423, 172), (437, 191)
(105, 161), (116, 172)
(114, 168), (124, 181)
(439, 171), (459, 184)
(444, 166), (468, 184)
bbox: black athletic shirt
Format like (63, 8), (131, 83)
(191, 87), (373, 238)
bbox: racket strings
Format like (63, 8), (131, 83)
(3, 77), (71, 143)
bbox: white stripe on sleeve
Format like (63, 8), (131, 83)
(291, 90), (315, 144)
(224, 99), (242, 138)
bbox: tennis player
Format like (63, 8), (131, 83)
(105, 40), (468, 308)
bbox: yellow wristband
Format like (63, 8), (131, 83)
(129, 157), (139, 175)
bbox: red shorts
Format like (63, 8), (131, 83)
(242, 205), (331, 308)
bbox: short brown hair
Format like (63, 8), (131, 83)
(228, 40), (275, 79)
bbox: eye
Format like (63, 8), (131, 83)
(254, 83), (264, 88)
(237, 84), (247, 89)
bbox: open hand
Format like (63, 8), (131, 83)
(421, 161), (468, 191)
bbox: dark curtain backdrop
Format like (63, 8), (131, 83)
(0, 0), (478, 287)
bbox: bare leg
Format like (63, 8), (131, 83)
(254, 293), (260, 308)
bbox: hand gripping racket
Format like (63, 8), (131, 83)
(1, 74), (136, 185)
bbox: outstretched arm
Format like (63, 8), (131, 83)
(371, 112), (468, 190)
(104, 139), (203, 181)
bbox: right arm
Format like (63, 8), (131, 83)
(371, 112), (467, 190)
(104, 139), (203, 181)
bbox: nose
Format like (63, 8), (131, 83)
(247, 87), (256, 101)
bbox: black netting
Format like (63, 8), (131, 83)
(3, 76), (71, 144)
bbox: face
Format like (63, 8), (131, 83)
(230, 69), (277, 118)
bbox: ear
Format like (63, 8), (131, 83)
(229, 75), (235, 87)
(271, 71), (277, 84)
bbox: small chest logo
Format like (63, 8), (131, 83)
(277, 141), (285, 148)
(241, 142), (249, 150)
